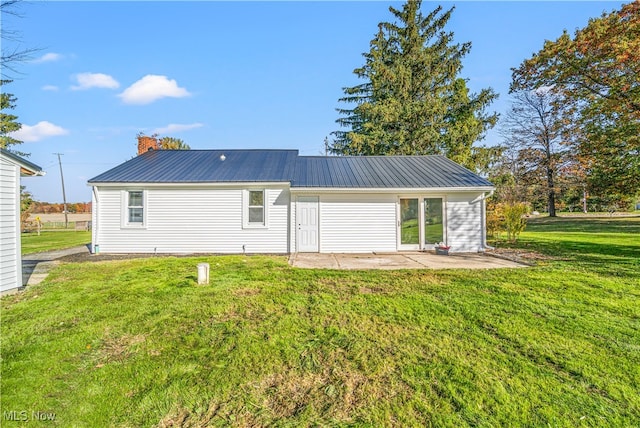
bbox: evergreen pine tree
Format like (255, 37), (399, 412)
(332, 1), (497, 168)
(0, 79), (25, 156)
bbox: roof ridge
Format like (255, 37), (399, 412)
(152, 149), (299, 152)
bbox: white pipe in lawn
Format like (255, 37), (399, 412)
(197, 263), (210, 285)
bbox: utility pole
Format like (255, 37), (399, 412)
(54, 153), (68, 228)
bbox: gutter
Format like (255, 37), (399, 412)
(86, 181), (291, 188)
(291, 186), (495, 194)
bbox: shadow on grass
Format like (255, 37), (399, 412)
(526, 217), (640, 234)
(501, 233), (639, 278)
(517, 238), (639, 258)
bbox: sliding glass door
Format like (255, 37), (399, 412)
(400, 198), (420, 249)
(398, 197), (445, 250)
(424, 198), (444, 245)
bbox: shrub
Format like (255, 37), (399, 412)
(486, 203), (504, 240)
(503, 202), (529, 242)
(487, 202), (529, 242)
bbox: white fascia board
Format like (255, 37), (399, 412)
(1, 152), (45, 176)
(87, 181), (291, 188)
(290, 186), (495, 194)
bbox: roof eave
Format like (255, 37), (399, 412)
(87, 181), (292, 187)
(290, 186), (495, 193)
(20, 167), (46, 177)
(1, 149), (45, 176)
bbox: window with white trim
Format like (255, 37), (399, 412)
(243, 189), (267, 228)
(127, 190), (144, 225)
(248, 190), (264, 224)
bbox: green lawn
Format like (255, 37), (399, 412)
(21, 231), (91, 255)
(1, 218), (639, 426)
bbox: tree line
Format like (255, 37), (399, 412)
(3, 0), (637, 218)
(500, 1), (639, 214)
(330, 0), (639, 215)
(31, 201), (91, 214)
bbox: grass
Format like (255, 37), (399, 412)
(501, 216), (640, 277)
(21, 231), (91, 255)
(1, 218), (639, 426)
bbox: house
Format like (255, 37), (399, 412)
(87, 137), (494, 255)
(1, 149), (44, 293)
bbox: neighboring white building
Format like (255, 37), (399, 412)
(1, 149), (44, 293)
(88, 137), (494, 255)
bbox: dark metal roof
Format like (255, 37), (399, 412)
(293, 155), (493, 188)
(88, 150), (493, 189)
(0, 148), (44, 175)
(88, 150), (299, 183)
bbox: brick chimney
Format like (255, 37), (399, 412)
(137, 136), (159, 155)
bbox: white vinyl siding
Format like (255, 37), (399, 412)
(290, 194), (297, 252)
(92, 185), (486, 255)
(93, 186), (290, 254)
(0, 157), (21, 292)
(291, 191), (486, 254)
(446, 192), (484, 252)
(309, 193), (397, 253)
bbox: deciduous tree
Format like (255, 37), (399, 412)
(158, 136), (190, 150)
(500, 88), (572, 217)
(1, 0), (40, 78)
(19, 184), (33, 230)
(510, 1), (640, 196)
(331, 0), (498, 169)
(136, 132), (191, 151)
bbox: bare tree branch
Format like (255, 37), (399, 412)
(1, 0), (41, 78)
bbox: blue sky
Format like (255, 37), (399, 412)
(4, 1), (625, 203)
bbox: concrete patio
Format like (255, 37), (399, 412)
(290, 251), (526, 270)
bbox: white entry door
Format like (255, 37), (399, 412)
(297, 196), (319, 252)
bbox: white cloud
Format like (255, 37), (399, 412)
(152, 123), (203, 135)
(33, 52), (63, 63)
(71, 72), (120, 90)
(42, 85), (59, 91)
(10, 121), (69, 142)
(119, 75), (191, 105)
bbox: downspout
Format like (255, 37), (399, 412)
(92, 186), (99, 254)
(481, 190), (495, 251)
